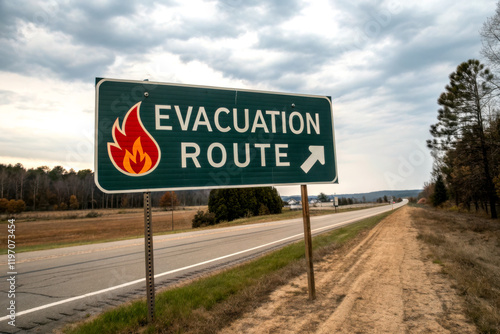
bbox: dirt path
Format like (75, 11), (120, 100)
(219, 206), (477, 333)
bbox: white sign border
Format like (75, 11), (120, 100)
(95, 78), (338, 194)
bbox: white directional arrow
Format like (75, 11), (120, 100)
(301, 145), (325, 174)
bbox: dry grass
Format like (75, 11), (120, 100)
(411, 206), (500, 333)
(0, 207), (206, 251)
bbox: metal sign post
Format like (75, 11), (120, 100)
(301, 184), (316, 300)
(143, 192), (155, 322)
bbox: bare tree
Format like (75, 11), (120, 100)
(481, 2), (500, 69)
(0, 165), (7, 198)
(29, 170), (41, 210)
(11, 163), (27, 200)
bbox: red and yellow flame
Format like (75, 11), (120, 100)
(107, 102), (160, 176)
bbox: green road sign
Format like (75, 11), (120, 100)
(95, 78), (337, 193)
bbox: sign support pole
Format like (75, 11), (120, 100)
(143, 192), (155, 322)
(301, 184), (316, 300)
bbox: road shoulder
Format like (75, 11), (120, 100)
(219, 206), (477, 333)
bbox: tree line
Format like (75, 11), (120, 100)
(426, 4), (500, 218)
(0, 163), (210, 213)
(314, 192), (399, 205)
(191, 187), (283, 228)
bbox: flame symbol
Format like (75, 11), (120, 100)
(107, 102), (160, 176)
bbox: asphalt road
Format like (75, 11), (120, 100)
(0, 201), (406, 333)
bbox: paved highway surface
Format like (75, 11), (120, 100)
(0, 201), (406, 333)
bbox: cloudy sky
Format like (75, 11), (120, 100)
(0, 0), (496, 196)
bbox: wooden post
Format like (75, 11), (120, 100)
(301, 184), (316, 300)
(143, 192), (155, 322)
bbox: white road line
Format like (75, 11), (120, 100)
(0, 210), (388, 322)
(5, 218), (297, 265)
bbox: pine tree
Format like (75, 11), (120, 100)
(428, 59), (498, 218)
(431, 174), (448, 207)
(208, 187), (283, 222)
(317, 192), (329, 202)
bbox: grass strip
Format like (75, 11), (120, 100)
(64, 210), (395, 334)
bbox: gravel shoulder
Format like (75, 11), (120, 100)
(219, 206), (477, 333)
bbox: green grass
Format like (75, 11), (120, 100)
(64, 210), (395, 334)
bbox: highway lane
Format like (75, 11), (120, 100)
(0, 201), (406, 332)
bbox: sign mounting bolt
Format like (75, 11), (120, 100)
(291, 103), (295, 108)
(144, 92), (149, 97)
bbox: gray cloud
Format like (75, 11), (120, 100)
(0, 1), (168, 81)
(0, 0), (496, 193)
(0, 128), (67, 161)
(0, 0), (490, 90)
(0, 90), (16, 105)
(0, 0), (311, 83)
(217, 0), (304, 26)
